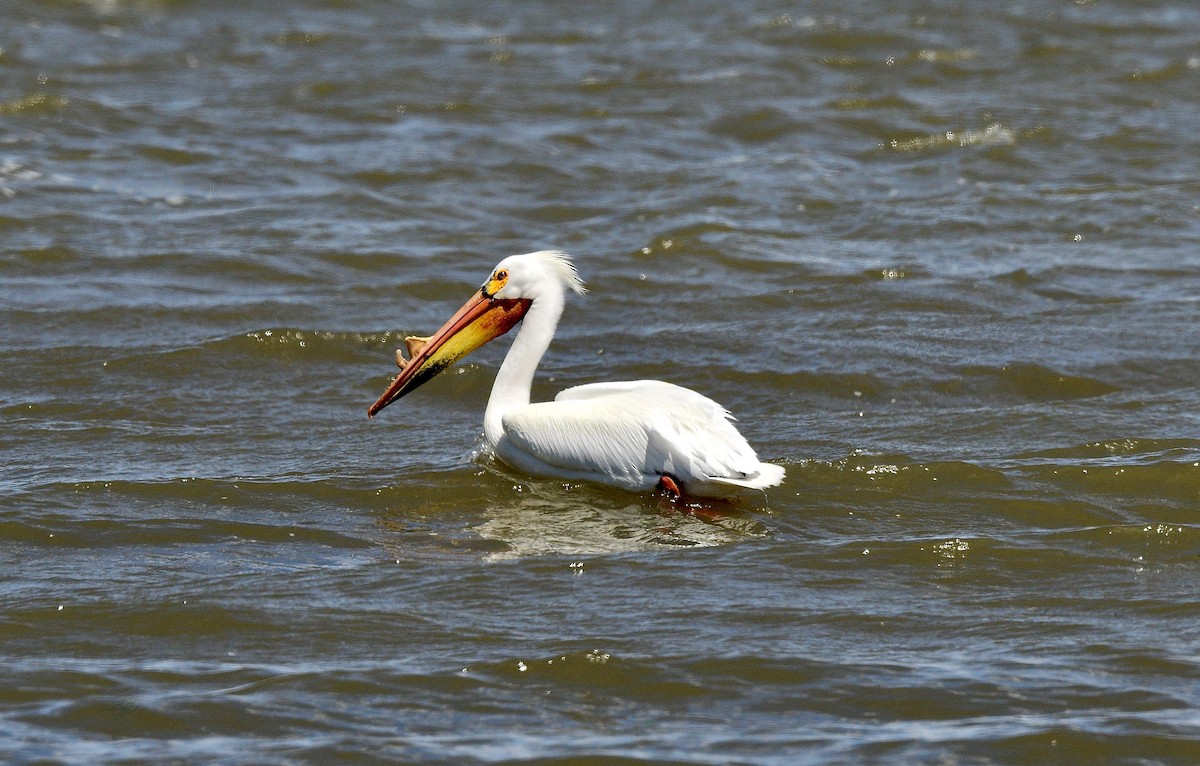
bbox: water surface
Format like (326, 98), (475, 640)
(2, 1), (1199, 763)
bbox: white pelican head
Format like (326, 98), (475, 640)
(368, 250), (585, 416)
(486, 250), (586, 302)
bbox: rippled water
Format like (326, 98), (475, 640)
(3, 1), (1199, 763)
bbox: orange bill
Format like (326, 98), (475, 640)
(368, 290), (531, 417)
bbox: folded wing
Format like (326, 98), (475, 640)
(501, 380), (783, 494)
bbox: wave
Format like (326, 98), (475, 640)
(1013, 461), (1200, 502)
(0, 514), (371, 549)
(1014, 437), (1200, 462)
(95, 328), (405, 371)
(949, 362), (1119, 401)
(787, 452), (1011, 495)
(785, 442), (1200, 522)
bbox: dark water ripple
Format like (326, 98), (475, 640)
(3, 1), (1200, 764)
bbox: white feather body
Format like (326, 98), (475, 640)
(497, 380), (784, 497)
(473, 250), (784, 499)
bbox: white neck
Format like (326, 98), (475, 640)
(483, 293), (562, 447)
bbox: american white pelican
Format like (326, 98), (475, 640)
(368, 251), (785, 499)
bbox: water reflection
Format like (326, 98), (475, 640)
(373, 460), (771, 560)
(472, 461), (771, 559)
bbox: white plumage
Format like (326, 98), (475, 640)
(370, 250), (785, 499)
(478, 252), (784, 499)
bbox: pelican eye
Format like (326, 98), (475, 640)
(483, 268), (510, 298)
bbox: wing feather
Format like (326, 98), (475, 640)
(502, 381), (780, 491)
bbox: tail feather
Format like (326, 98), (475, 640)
(709, 462), (786, 490)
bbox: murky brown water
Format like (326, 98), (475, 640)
(2, 1), (1199, 763)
